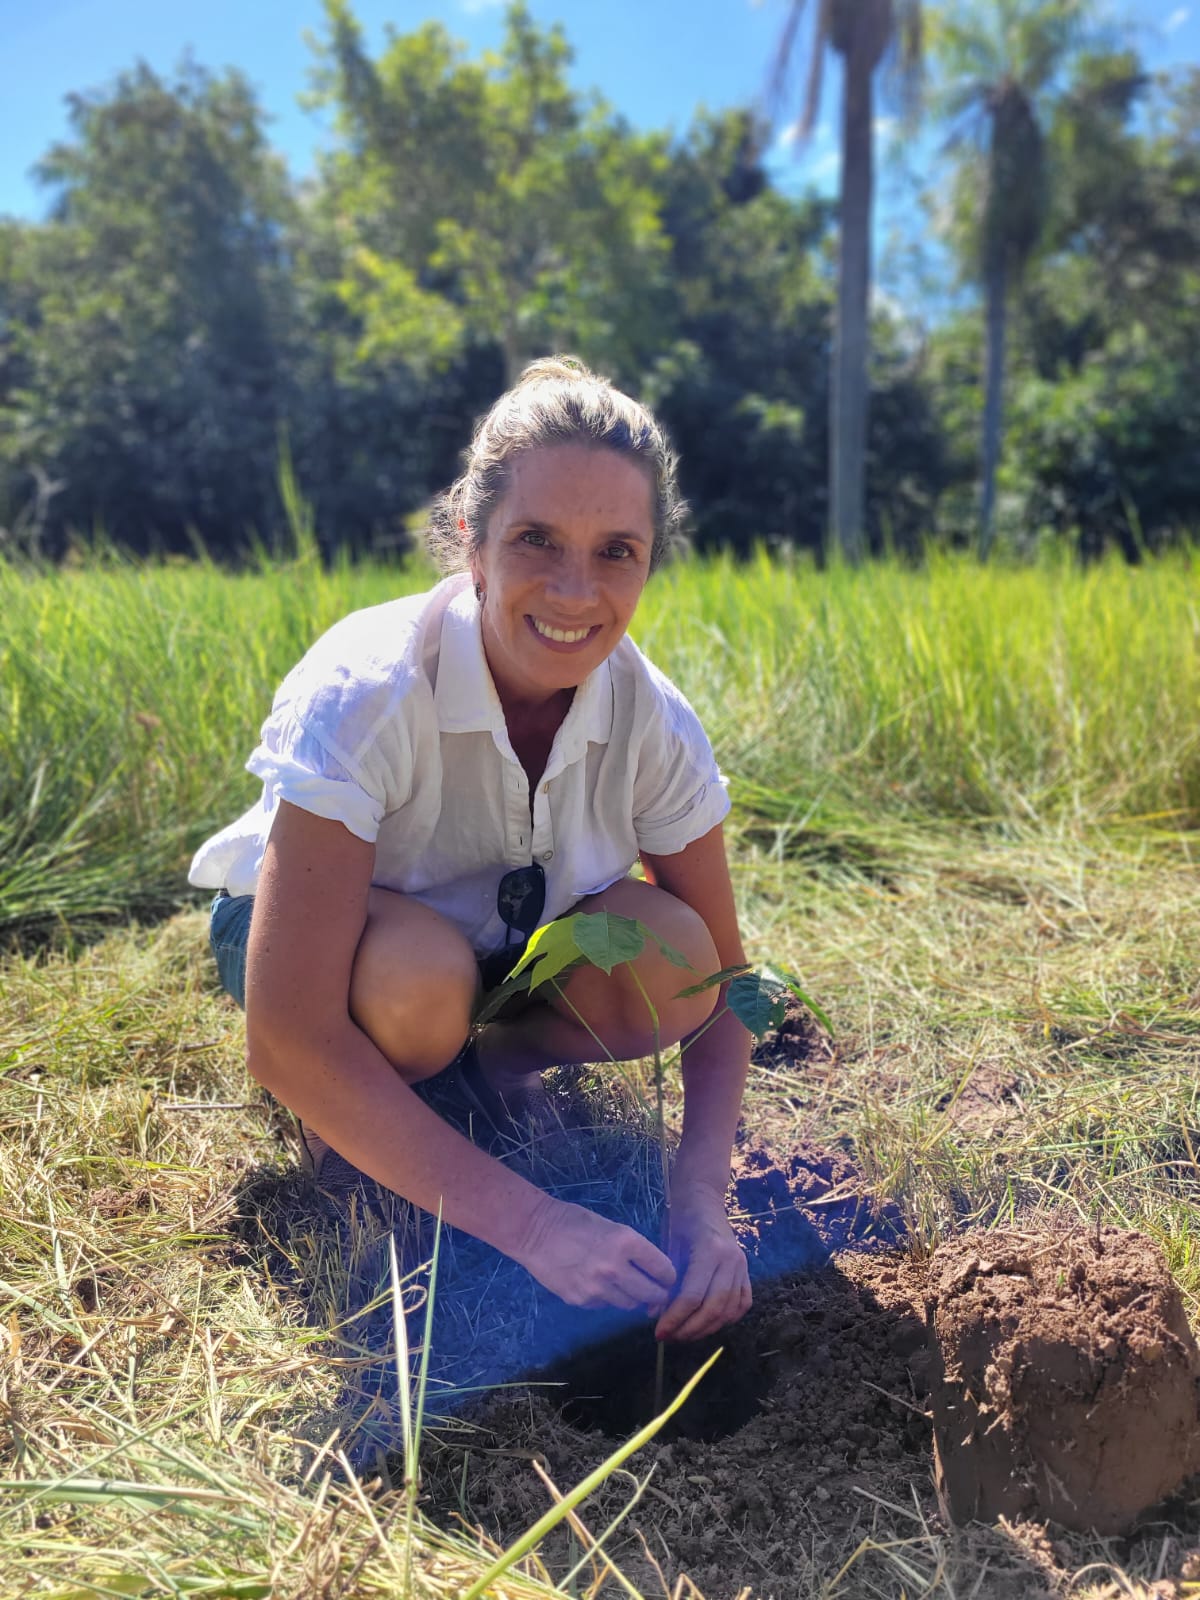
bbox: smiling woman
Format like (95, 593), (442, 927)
(188, 356), (754, 1343)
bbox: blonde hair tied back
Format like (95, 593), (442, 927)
(425, 355), (686, 574)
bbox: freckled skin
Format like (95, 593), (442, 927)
(470, 444), (655, 720)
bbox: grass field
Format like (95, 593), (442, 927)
(3, 546), (1200, 1597)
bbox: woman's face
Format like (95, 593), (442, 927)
(471, 443), (655, 712)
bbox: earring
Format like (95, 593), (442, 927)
(474, 582), (483, 601)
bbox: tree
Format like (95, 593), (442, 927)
(647, 108), (946, 559)
(773, 0), (923, 561)
(307, 0), (669, 383)
(1001, 58), (1200, 557)
(928, 0), (1097, 558)
(0, 60), (299, 555)
(647, 112), (835, 553)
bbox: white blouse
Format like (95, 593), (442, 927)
(188, 574), (730, 956)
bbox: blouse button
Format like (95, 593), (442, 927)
(542, 850), (554, 862)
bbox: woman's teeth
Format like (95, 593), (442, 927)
(533, 619), (591, 643)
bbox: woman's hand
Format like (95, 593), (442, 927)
(514, 1194), (677, 1314)
(654, 1181), (751, 1343)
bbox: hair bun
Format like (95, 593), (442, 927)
(513, 355), (591, 389)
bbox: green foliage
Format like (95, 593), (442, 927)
(928, 53), (1200, 555)
(4, 1), (1200, 560)
(0, 61), (298, 557)
(308, 0), (669, 381)
(930, 0), (1096, 283)
(6, 548), (1200, 938)
(0, 8), (955, 564)
(474, 912), (691, 1027)
(726, 971), (788, 1038)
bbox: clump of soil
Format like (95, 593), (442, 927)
(751, 993), (832, 1074)
(936, 1060), (1022, 1135)
(926, 1227), (1200, 1534)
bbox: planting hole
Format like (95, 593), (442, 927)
(547, 1323), (769, 1442)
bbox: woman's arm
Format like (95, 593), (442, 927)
(641, 822), (754, 1340)
(246, 801), (676, 1313)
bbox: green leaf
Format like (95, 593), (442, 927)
(646, 929), (694, 969)
(727, 972), (788, 1038)
(521, 916), (590, 992)
(774, 969), (835, 1037)
(674, 963), (751, 999)
(572, 911), (646, 975)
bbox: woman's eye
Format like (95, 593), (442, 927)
(519, 530), (548, 548)
(603, 543), (634, 561)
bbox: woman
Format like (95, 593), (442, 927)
(190, 358), (753, 1343)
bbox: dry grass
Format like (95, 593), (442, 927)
(4, 811), (1200, 1596)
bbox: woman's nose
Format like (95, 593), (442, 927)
(547, 554), (596, 607)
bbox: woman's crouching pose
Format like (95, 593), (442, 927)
(191, 357), (753, 1343)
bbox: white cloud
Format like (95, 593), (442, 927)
(459, 0), (503, 11)
(874, 115), (897, 140)
(772, 117), (835, 153)
(1166, 7), (1189, 32)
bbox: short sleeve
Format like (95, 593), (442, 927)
(632, 678), (731, 856)
(246, 710), (388, 843)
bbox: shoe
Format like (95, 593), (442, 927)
(295, 1118), (378, 1197)
(455, 1039), (554, 1140)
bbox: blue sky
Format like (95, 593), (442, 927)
(2, 0), (1197, 228)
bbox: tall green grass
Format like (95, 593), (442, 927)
(3, 543), (1198, 934)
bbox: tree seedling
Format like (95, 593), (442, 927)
(474, 911), (830, 1412)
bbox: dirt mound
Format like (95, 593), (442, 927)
(926, 1227), (1200, 1533)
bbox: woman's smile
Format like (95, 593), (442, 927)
(528, 616), (601, 647)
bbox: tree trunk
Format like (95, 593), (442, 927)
(979, 248), (1008, 561)
(830, 38), (873, 564)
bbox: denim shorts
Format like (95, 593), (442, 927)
(208, 891), (524, 1012)
(209, 892), (254, 1010)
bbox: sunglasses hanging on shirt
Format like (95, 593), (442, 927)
(496, 862), (547, 952)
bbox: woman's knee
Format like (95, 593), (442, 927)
(349, 892), (478, 1079)
(564, 880), (721, 1050)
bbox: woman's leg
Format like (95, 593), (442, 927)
(476, 878), (720, 1094)
(348, 888), (480, 1080)
(298, 888), (480, 1175)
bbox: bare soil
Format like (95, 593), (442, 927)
(927, 1227), (1200, 1534)
(416, 1188), (1200, 1599)
(421, 1174), (935, 1600)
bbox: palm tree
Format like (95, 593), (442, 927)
(774, 0), (923, 563)
(930, 0), (1093, 558)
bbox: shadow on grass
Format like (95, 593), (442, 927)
(223, 1059), (908, 1488)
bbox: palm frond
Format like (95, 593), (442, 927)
(768, 0), (833, 146)
(891, 0), (927, 128)
(768, 0), (813, 114)
(801, 0), (833, 139)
